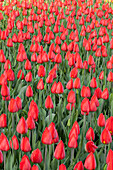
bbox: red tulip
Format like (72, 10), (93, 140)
(37, 78), (44, 90)
(90, 77), (97, 88)
(81, 86), (91, 98)
(86, 127), (95, 141)
(28, 100), (39, 121)
(25, 71), (32, 82)
(0, 74), (7, 86)
(31, 148), (43, 163)
(26, 85), (33, 97)
(84, 152), (96, 170)
(37, 65), (46, 77)
(20, 155), (31, 170)
(74, 161), (84, 170)
(15, 96), (22, 110)
(70, 67), (78, 78)
(97, 113), (105, 127)
(51, 81), (57, 93)
(81, 98), (90, 113)
(56, 82), (64, 94)
(101, 88), (109, 100)
(0, 113), (7, 128)
(67, 90), (76, 103)
(21, 137), (31, 152)
(45, 95), (54, 109)
(66, 79), (73, 90)
(85, 141), (98, 153)
(48, 122), (59, 143)
(16, 116), (28, 134)
(1, 84), (9, 97)
(73, 77), (81, 89)
(68, 134), (78, 148)
(0, 133), (10, 151)
(94, 87), (102, 99)
(41, 127), (53, 145)
(58, 164), (67, 170)
(31, 165), (39, 170)
(105, 116), (113, 135)
(10, 135), (19, 150)
(107, 161), (113, 170)
(106, 149), (113, 164)
(54, 140), (65, 160)
(24, 59), (32, 70)
(0, 49), (6, 63)
(100, 128), (112, 144)
(26, 116), (35, 130)
(7, 69), (15, 81)
(8, 98), (18, 113)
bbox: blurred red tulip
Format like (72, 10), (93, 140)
(85, 141), (98, 153)
(45, 95), (54, 109)
(97, 113), (105, 127)
(26, 85), (33, 97)
(21, 137), (31, 152)
(58, 164), (67, 170)
(37, 65), (46, 77)
(10, 135), (19, 150)
(41, 127), (53, 145)
(20, 155), (31, 170)
(54, 140), (65, 160)
(74, 161), (84, 170)
(86, 127), (95, 141)
(26, 116), (35, 130)
(31, 148), (43, 163)
(31, 165), (39, 170)
(0, 133), (10, 151)
(0, 113), (7, 128)
(1, 84), (10, 97)
(8, 98), (18, 113)
(84, 152), (96, 170)
(16, 116), (28, 134)
(101, 88), (109, 100)
(100, 128), (112, 144)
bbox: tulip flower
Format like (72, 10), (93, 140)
(20, 155), (31, 170)
(97, 113), (105, 127)
(37, 78), (44, 90)
(86, 127), (95, 141)
(84, 152), (96, 170)
(105, 116), (113, 135)
(31, 148), (43, 163)
(32, 165), (39, 170)
(106, 149), (113, 165)
(0, 113), (7, 128)
(100, 128), (112, 144)
(16, 116), (28, 134)
(10, 135), (19, 150)
(28, 100), (39, 121)
(74, 161), (84, 170)
(58, 164), (67, 170)
(20, 137), (31, 152)
(85, 141), (98, 153)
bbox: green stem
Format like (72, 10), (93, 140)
(4, 152), (6, 170)
(44, 145), (47, 170)
(71, 148), (74, 164)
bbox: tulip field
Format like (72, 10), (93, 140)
(0, 0), (113, 169)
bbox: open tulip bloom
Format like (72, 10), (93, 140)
(0, 0), (113, 169)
